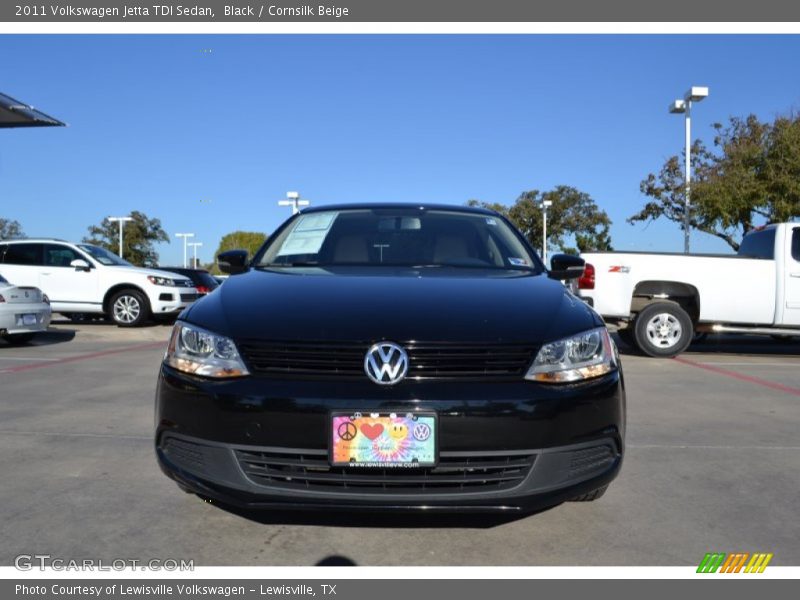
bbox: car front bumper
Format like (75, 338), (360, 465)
(150, 290), (200, 315)
(155, 366), (625, 512)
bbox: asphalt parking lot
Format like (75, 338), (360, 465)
(1, 320), (799, 566)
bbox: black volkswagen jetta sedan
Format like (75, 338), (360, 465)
(155, 204), (625, 512)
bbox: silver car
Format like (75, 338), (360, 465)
(0, 273), (51, 345)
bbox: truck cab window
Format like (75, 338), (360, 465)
(738, 228), (776, 259)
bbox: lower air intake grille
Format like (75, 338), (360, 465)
(235, 449), (536, 495)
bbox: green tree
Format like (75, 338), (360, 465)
(82, 211), (169, 267)
(0, 218), (25, 240)
(469, 186), (613, 256)
(210, 231), (268, 274)
(631, 113), (800, 251)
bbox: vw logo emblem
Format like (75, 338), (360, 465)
(364, 341), (408, 385)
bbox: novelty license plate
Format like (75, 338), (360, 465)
(330, 411), (437, 468)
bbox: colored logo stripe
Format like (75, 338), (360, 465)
(697, 553), (726, 573)
(697, 552), (773, 573)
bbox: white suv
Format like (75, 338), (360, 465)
(0, 239), (199, 327)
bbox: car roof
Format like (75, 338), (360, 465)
(298, 203), (500, 216)
(0, 238), (70, 243)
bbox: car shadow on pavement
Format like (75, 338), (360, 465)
(211, 501), (555, 529)
(50, 316), (176, 329)
(1, 328), (76, 347)
(613, 333), (800, 357)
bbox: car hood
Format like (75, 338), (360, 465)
(103, 265), (193, 283)
(183, 267), (601, 344)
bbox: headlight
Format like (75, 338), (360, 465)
(164, 322), (249, 378)
(147, 275), (177, 286)
(525, 327), (616, 383)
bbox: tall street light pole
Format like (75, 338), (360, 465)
(108, 216), (133, 259)
(175, 233), (194, 268)
(540, 199), (553, 265)
(669, 86), (709, 254)
(188, 242), (203, 268)
(278, 191), (310, 215)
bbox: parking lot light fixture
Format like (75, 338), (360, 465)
(669, 86), (709, 254)
(107, 216), (133, 259)
(175, 233), (195, 268)
(278, 190), (310, 215)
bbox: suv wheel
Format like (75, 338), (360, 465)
(110, 289), (150, 327)
(634, 302), (693, 358)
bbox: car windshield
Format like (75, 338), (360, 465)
(77, 244), (132, 266)
(258, 208), (541, 271)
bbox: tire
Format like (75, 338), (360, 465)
(570, 485), (608, 502)
(634, 302), (693, 358)
(109, 289), (151, 327)
(2, 333), (36, 345)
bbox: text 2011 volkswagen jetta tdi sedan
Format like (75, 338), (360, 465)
(155, 204), (625, 512)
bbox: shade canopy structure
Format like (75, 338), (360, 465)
(0, 92), (65, 129)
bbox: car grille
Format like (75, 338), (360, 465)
(236, 340), (536, 380)
(235, 448), (536, 494)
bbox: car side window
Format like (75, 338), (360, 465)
(44, 244), (83, 268)
(792, 228), (800, 262)
(1, 243), (45, 265)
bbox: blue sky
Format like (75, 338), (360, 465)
(1, 34), (799, 264)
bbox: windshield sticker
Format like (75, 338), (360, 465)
(508, 257), (528, 267)
(277, 212), (338, 257)
(485, 218), (498, 226)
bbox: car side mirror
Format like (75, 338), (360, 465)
(548, 253), (585, 281)
(217, 250), (249, 275)
(70, 259), (91, 271)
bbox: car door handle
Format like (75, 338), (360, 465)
(791, 272), (800, 278)
(40, 272), (51, 276)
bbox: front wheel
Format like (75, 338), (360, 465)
(109, 289), (151, 327)
(634, 302), (694, 358)
(2, 333), (36, 345)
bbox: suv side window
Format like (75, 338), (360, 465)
(1, 243), (45, 265)
(44, 244), (83, 268)
(792, 228), (800, 262)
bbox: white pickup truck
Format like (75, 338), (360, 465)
(577, 222), (800, 357)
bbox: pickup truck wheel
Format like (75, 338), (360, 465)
(109, 289), (151, 327)
(634, 302), (693, 358)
